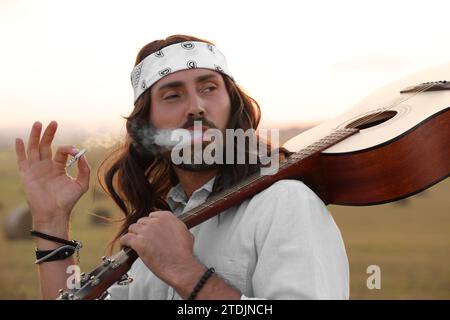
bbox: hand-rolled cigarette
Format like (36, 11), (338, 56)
(66, 149), (87, 168)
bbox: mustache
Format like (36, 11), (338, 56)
(181, 118), (217, 130)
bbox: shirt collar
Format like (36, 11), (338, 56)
(167, 176), (216, 212)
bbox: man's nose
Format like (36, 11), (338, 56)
(185, 93), (205, 119)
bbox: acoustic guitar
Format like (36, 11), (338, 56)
(57, 62), (450, 300)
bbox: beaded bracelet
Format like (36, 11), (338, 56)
(187, 267), (215, 300)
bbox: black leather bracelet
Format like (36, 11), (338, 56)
(31, 230), (82, 264)
(30, 230), (78, 247)
(35, 246), (76, 262)
(187, 267), (215, 300)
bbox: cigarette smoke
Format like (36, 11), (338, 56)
(130, 119), (212, 157)
(80, 133), (121, 149)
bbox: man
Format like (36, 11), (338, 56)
(15, 34), (349, 300)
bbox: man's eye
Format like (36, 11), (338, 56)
(164, 94), (179, 100)
(203, 86), (217, 93)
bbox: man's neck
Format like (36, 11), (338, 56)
(173, 166), (217, 199)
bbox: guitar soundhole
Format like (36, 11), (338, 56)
(346, 110), (397, 130)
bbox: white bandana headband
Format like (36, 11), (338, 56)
(130, 41), (234, 103)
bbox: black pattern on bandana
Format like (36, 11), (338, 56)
(187, 60), (197, 69)
(154, 50), (164, 58)
(131, 63), (142, 89)
(158, 67), (172, 76)
(181, 42), (195, 50)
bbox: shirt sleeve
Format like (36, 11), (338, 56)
(241, 180), (349, 299)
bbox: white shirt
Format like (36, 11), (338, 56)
(107, 178), (350, 300)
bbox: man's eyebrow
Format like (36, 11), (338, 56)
(157, 73), (219, 92)
(195, 73), (218, 83)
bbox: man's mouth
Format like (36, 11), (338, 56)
(185, 125), (209, 132)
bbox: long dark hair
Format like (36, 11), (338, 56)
(98, 34), (288, 250)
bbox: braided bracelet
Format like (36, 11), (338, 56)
(187, 267), (215, 300)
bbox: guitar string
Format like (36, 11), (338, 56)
(346, 82), (436, 128)
(343, 82), (435, 129)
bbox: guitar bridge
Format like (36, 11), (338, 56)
(400, 80), (450, 93)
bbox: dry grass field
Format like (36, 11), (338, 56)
(0, 145), (449, 299)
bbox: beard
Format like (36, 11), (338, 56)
(176, 161), (218, 172)
(173, 140), (221, 172)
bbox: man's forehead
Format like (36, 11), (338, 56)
(152, 68), (222, 91)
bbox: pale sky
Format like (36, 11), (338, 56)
(1, 0), (450, 137)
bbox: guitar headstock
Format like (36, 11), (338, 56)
(57, 248), (137, 300)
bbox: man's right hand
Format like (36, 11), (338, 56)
(15, 121), (90, 231)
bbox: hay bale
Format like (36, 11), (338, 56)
(89, 207), (112, 227)
(3, 205), (32, 240)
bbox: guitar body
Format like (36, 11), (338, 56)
(284, 62), (450, 205)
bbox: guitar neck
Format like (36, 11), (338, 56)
(179, 127), (359, 229)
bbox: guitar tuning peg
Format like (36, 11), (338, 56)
(117, 273), (133, 286)
(97, 291), (111, 300)
(68, 293), (76, 300)
(58, 291), (69, 300)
